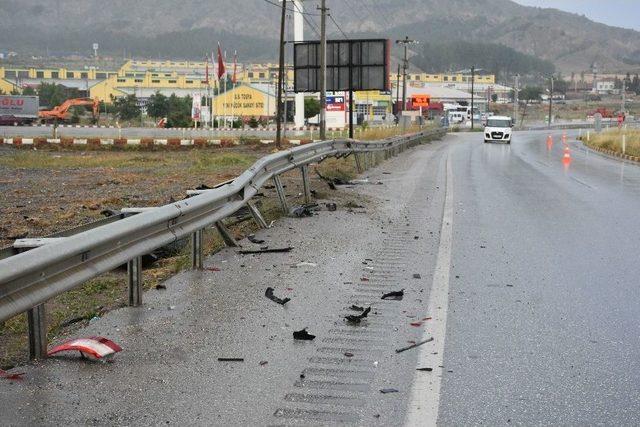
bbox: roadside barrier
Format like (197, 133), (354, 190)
(0, 128), (446, 360)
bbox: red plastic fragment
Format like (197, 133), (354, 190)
(204, 267), (221, 272)
(410, 322), (423, 327)
(360, 277), (369, 282)
(0, 369), (25, 380)
(48, 336), (122, 360)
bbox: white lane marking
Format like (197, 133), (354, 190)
(405, 153), (454, 427)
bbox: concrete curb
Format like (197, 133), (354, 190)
(582, 141), (640, 164)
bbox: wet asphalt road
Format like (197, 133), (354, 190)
(1, 131), (639, 425)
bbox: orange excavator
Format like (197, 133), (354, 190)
(39, 97), (100, 122)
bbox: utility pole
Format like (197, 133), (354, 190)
(513, 74), (519, 126)
(318, 0), (328, 140)
(395, 37), (417, 116)
(276, 0), (287, 149)
(396, 63), (401, 121)
(470, 66), (475, 130)
(548, 75), (554, 129)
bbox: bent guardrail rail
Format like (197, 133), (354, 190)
(0, 128), (446, 359)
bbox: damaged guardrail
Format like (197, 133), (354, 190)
(0, 128), (445, 359)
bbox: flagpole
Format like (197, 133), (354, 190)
(231, 51), (237, 128)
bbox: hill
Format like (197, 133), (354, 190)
(1, 0), (639, 73)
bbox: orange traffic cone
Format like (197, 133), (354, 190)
(562, 145), (571, 165)
(547, 135), (553, 150)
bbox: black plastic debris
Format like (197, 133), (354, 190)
(289, 204), (316, 218)
(380, 388), (399, 394)
(293, 328), (316, 341)
(100, 208), (121, 218)
(238, 247), (293, 255)
(265, 287), (291, 306)
(381, 289), (405, 300)
(217, 357), (244, 362)
(417, 367), (433, 372)
(195, 184), (213, 190)
(155, 284), (166, 290)
(395, 337), (434, 354)
(248, 234), (265, 244)
(413, 274), (422, 279)
(345, 307), (371, 324)
(325, 202), (337, 212)
(350, 305), (365, 311)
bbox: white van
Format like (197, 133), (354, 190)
(483, 116), (513, 144)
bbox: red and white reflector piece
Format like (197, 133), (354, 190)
(48, 336), (122, 360)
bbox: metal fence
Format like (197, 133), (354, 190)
(0, 128), (446, 359)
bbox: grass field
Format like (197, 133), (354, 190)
(581, 129), (640, 157)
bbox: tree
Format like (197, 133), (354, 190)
(113, 94), (141, 121)
(491, 93), (498, 103)
(165, 94), (193, 128)
(38, 82), (68, 108)
(146, 92), (169, 119)
(520, 86), (542, 102)
(304, 97), (320, 119)
(22, 87), (37, 96)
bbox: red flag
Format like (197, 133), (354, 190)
(205, 55), (210, 85)
(217, 43), (226, 80)
(232, 51), (238, 84)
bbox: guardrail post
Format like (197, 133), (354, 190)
(363, 152), (368, 170)
(354, 153), (363, 173)
(27, 303), (47, 360)
(215, 221), (238, 247)
(273, 175), (288, 214)
(127, 256), (143, 307)
(191, 229), (204, 269)
(247, 201), (268, 228)
(300, 165), (311, 204)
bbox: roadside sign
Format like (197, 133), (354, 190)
(326, 95), (345, 111)
(293, 39), (390, 92)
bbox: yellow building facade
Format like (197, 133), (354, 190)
(212, 84), (276, 117)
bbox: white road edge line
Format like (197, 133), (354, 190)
(405, 153), (454, 427)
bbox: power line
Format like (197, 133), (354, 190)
(291, 0), (322, 38)
(328, 13), (349, 39)
(262, 0), (319, 16)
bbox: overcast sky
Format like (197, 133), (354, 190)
(514, 0), (640, 30)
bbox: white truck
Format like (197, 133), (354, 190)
(483, 116), (513, 144)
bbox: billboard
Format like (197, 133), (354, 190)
(191, 94), (202, 121)
(411, 95), (430, 108)
(0, 95), (39, 117)
(294, 39), (390, 93)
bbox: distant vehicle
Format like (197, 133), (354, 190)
(483, 116), (513, 144)
(0, 95), (39, 126)
(38, 97), (99, 123)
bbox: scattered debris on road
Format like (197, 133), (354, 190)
(155, 284), (167, 290)
(413, 273), (422, 279)
(381, 289), (404, 300)
(259, 361), (268, 366)
(238, 247), (293, 255)
(380, 388), (399, 394)
(289, 205), (315, 218)
(295, 262), (317, 268)
(344, 352), (354, 358)
(265, 287), (291, 305)
(325, 202), (337, 211)
(47, 336), (122, 360)
(395, 337), (434, 354)
(0, 369), (25, 380)
(217, 358), (244, 362)
(204, 267), (221, 272)
(345, 307), (371, 324)
(350, 305), (365, 311)
(416, 367), (433, 372)
(293, 328), (316, 341)
(247, 234), (265, 244)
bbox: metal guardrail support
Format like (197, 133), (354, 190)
(127, 256), (143, 307)
(300, 165), (311, 204)
(215, 221), (238, 247)
(354, 154), (363, 173)
(273, 175), (288, 214)
(247, 201), (268, 229)
(191, 229), (204, 269)
(27, 303), (47, 360)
